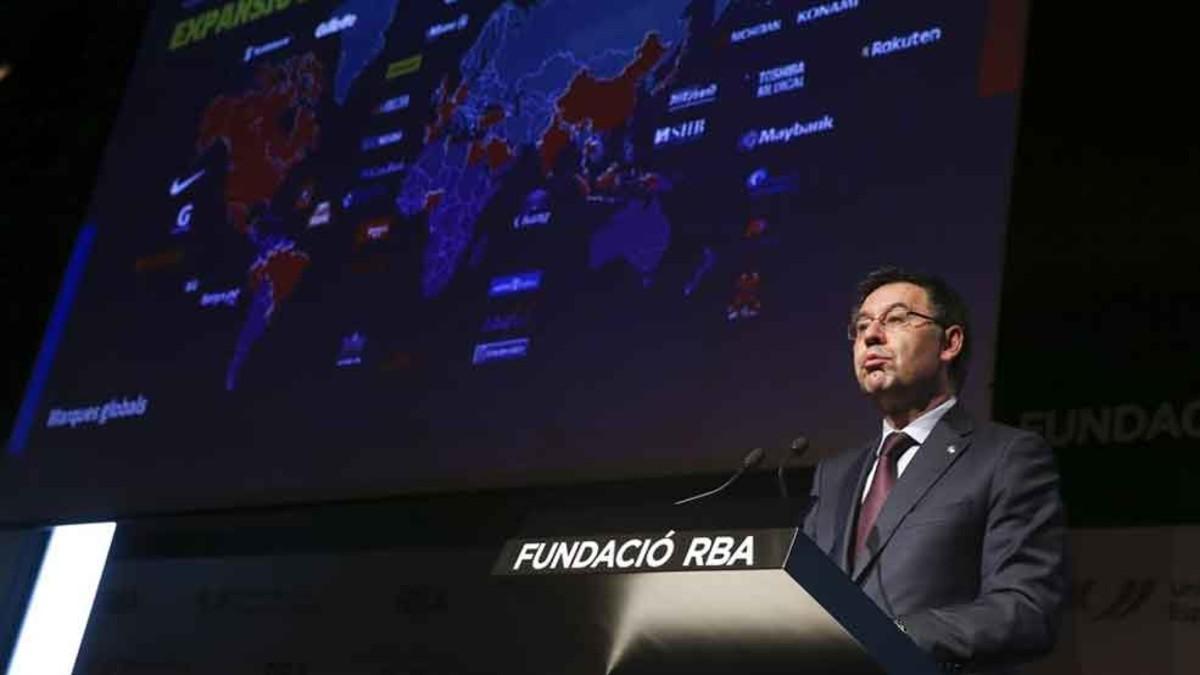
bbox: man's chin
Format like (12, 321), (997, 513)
(858, 372), (892, 395)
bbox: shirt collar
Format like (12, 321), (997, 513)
(879, 396), (958, 452)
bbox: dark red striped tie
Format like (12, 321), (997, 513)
(853, 431), (916, 564)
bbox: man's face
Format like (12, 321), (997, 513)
(851, 282), (951, 403)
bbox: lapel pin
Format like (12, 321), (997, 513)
(947, 445), (958, 454)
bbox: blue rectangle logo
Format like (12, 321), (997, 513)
(472, 338), (530, 365)
(488, 271), (542, 297)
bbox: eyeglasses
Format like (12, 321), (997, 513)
(847, 305), (943, 341)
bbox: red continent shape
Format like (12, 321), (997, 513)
(197, 54), (324, 234)
(423, 190), (445, 212)
(250, 248), (310, 308)
(556, 32), (666, 132)
(484, 137), (514, 171)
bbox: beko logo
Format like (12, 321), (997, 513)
(730, 19), (782, 43)
(315, 14), (357, 39)
(653, 119), (707, 146)
(739, 115), (834, 151)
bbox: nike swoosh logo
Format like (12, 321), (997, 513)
(169, 169), (205, 197)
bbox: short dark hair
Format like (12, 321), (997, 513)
(853, 266), (971, 390)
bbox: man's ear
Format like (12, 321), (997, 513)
(940, 325), (964, 365)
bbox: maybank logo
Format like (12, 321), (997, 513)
(756, 61), (805, 98)
(315, 14), (357, 39)
(386, 54), (423, 79)
(730, 19), (781, 44)
(862, 27), (943, 58)
(427, 14), (469, 42)
(796, 0), (859, 26)
(244, 36), (290, 63)
(739, 115), (835, 151)
(668, 83), (718, 112)
(654, 119), (707, 147)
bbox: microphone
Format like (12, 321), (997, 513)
(775, 436), (811, 498)
(674, 447), (766, 506)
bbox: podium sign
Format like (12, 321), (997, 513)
(490, 525), (938, 675)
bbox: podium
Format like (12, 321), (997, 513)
(486, 504), (940, 674)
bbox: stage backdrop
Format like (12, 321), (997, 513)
(2, 0), (1026, 522)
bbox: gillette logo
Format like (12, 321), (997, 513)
(244, 36), (290, 63)
(730, 19), (782, 44)
(739, 115), (834, 151)
(316, 14), (357, 39)
(654, 119), (707, 147)
(668, 83), (718, 112)
(427, 14), (469, 42)
(755, 61), (805, 98)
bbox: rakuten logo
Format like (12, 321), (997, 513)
(862, 27), (943, 58)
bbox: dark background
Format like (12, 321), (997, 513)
(0, 1), (1196, 525)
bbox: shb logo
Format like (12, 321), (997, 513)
(654, 119), (707, 147)
(739, 115), (834, 151)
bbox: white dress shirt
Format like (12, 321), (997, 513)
(860, 396), (958, 502)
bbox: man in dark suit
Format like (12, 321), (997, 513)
(803, 267), (1066, 672)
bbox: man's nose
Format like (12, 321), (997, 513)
(862, 318), (886, 345)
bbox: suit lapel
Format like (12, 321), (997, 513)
(851, 404), (975, 582)
(835, 443), (876, 574)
